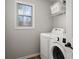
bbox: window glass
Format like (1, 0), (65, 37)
(17, 16), (23, 26)
(17, 16), (32, 26)
(23, 16), (32, 26)
(17, 3), (24, 15)
(17, 3), (32, 16)
(17, 3), (33, 27)
(25, 5), (32, 16)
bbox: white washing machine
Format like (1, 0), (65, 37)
(49, 31), (73, 59)
(40, 33), (51, 59)
(40, 28), (66, 59)
(49, 35), (66, 59)
(40, 28), (73, 59)
(40, 33), (60, 59)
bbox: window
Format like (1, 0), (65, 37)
(16, 1), (35, 29)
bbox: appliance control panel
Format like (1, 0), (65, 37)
(57, 37), (59, 41)
(62, 38), (66, 43)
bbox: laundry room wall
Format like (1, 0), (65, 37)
(49, 0), (66, 32)
(5, 0), (52, 59)
(66, 0), (73, 43)
(51, 14), (66, 32)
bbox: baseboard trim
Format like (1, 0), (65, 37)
(25, 53), (40, 58)
(16, 53), (40, 59)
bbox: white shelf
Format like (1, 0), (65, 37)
(50, 0), (66, 16)
(51, 9), (66, 16)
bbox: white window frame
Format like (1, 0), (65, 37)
(15, 1), (35, 29)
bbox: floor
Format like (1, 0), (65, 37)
(27, 55), (41, 59)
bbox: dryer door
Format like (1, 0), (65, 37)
(53, 46), (65, 59)
(49, 42), (66, 59)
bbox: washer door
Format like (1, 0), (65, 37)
(49, 42), (66, 59)
(53, 46), (65, 59)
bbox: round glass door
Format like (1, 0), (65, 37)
(53, 46), (65, 59)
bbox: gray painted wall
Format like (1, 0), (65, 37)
(66, 0), (73, 42)
(5, 0), (52, 59)
(51, 14), (66, 32)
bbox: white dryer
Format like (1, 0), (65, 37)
(40, 28), (66, 59)
(49, 34), (73, 59)
(40, 33), (52, 59)
(40, 33), (60, 59)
